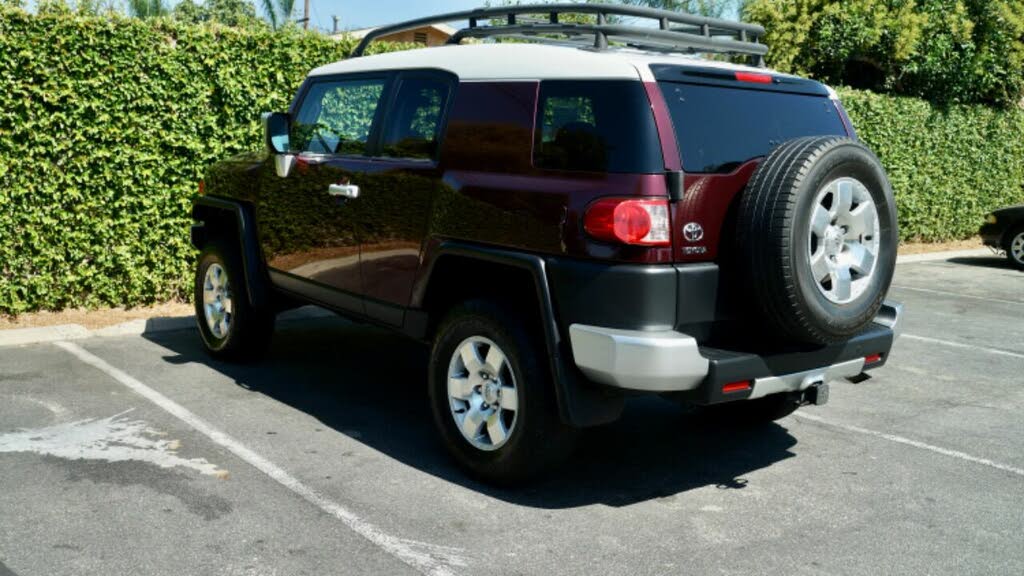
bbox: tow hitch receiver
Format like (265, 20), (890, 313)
(804, 382), (830, 406)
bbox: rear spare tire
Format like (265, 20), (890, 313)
(736, 136), (898, 345)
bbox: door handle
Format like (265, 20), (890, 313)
(328, 183), (360, 199)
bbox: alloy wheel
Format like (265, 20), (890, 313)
(202, 263), (233, 339)
(808, 178), (881, 304)
(446, 336), (519, 451)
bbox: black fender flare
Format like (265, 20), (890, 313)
(416, 242), (624, 428)
(191, 196), (270, 309)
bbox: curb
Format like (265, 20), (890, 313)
(0, 306), (336, 349)
(896, 248), (994, 264)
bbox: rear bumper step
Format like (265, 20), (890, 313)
(569, 301), (902, 403)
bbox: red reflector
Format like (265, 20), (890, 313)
(722, 380), (752, 394)
(865, 354), (883, 364)
(735, 72), (773, 84)
(583, 198), (671, 246)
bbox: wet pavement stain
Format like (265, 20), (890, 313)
(54, 458), (234, 521)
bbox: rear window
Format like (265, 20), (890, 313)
(659, 82), (847, 174)
(534, 81), (663, 174)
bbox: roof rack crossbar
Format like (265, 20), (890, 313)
(351, 3), (768, 59)
(447, 23), (768, 58)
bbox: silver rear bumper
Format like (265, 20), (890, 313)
(569, 301), (903, 395)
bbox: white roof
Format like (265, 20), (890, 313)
(339, 23), (458, 40)
(309, 43), (786, 82)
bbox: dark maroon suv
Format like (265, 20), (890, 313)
(190, 4), (903, 483)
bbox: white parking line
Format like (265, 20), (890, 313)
(902, 334), (1024, 360)
(891, 285), (1024, 306)
(54, 341), (467, 576)
(794, 412), (1024, 478)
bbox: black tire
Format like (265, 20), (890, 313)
(1004, 225), (1024, 271)
(428, 300), (575, 485)
(194, 241), (275, 361)
(736, 136), (898, 345)
(699, 393), (801, 425)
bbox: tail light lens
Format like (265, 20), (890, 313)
(584, 198), (671, 246)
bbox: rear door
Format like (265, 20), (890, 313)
(356, 70), (455, 325)
(257, 74), (390, 314)
(652, 65), (849, 263)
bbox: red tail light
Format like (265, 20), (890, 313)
(722, 380), (752, 394)
(583, 198), (670, 246)
(735, 72), (773, 84)
(865, 353), (883, 365)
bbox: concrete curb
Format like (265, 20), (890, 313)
(896, 248), (994, 264)
(0, 306), (336, 348)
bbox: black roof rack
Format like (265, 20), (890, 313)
(351, 3), (768, 66)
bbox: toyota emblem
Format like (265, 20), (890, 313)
(683, 222), (704, 243)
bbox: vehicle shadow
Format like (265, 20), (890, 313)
(146, 316), (799, 509)
(946, 255), (1019, 271)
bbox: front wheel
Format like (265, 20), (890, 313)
(428, 300), (574, 485)
(194, 241), (275, 361)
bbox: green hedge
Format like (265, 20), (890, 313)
(839, 87), (1024, 242)
(0, 9), (1022, 315)
(0, 9), (368, 314)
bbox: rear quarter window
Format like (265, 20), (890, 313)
(534, 81), (663, 174)
(659, 82), (847, 174)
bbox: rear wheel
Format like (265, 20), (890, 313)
(194, 241), (275, 361)
(428, 300), (574, 484)
(1005, 226), (1024, 271)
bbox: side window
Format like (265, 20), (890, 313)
(534, 81), (663, 174)
(292, 78), (386, 155)
(380, 76), (451, 161)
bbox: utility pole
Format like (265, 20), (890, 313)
(303, 0), (309, 30)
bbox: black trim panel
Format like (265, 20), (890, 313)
(690, 323), (894, 405)
(651, 64), (831, 96)
(192, 196), (269, 308)
(421, 242), (625, 427)
(545, 258), (721, 333)
(269, 269), (364, 317)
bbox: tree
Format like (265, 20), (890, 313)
(258, 0), (296, 30)
(173, 0), (265, 28)
(743, 0), (1024, 107)
(617, 0), (744, 19)
(126, 0), (168, 19)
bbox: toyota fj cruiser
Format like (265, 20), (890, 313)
(191, 4), (903, 483)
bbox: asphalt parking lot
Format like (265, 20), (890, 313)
(1, 255), (1022, 576)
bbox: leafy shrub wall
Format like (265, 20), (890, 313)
(0, 9), (361, 314)
(0, 9), (1022, 314)
(839, 87), (1024, 242)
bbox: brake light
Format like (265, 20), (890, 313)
(865, 353), (883, 365)
(735, 72), (773, 84)
(583, 198), (670, 246)
(198, 180), (205, 196)
(722, 380), (752, 394)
